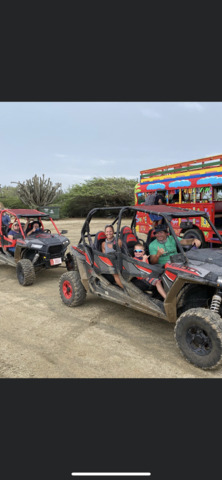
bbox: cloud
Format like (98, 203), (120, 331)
(54, 153), (68, 159)
(197, 176), (222, 185)
(146, 183), (165, 190)
(177, 102), (204, 112)
(97, 159), (116, 166)
(140, 107), (162, 119)
(169, 180), (191, 187)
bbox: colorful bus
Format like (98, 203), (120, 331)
(134, 154), (222, 245)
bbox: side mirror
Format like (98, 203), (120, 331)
(61, 229), (68, 234)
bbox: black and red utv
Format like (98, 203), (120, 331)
(0, 208), (70, 286)
(59, 204), (222, 370)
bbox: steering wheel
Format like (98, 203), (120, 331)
(183, 243), (198, 252)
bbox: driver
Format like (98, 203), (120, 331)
(26, 221), (42, 236)
(149, 224), (201, 265)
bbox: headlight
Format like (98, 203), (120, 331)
(31, 244), (43, 249)
(63, 240), (69, 245)
(217, 276), (222, 288)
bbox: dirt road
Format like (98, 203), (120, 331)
(1, 217), (222, 378)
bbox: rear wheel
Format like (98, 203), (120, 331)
(174, 308), (222, 369)
(59, 271), (86, 307)
(16, 259), (36, 286)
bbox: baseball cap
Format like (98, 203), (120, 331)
(153, 224), (168, 234)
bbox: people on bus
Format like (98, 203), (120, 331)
(101, 224), (123, 288)
(146, 192), (166, 224)
(170, 190), (185, 203)
(154, 193), (166, 205)
(132, 243), (166, 299)
(145, 191), (157, 205)
(149, 224), (201, 266)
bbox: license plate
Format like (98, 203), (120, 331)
(50, 258), (62, 266)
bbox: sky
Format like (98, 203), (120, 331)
(0, 101), (222, 192)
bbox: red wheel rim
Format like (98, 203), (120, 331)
(63, 280), (73, 299)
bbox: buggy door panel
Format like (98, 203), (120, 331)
(92, 250), (118, 275)
(1, 235), (17, 250)
(121, 253), (164, 282)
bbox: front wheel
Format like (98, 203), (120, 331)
(59, 271), (86, 307)
(16, 259), (36, 286)
(174, 308), (222, 369)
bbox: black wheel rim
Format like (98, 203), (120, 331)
(186, 326), (212, 356)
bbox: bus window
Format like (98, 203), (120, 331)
(137, 192), (145, 205)
(214, 187), (222, 201)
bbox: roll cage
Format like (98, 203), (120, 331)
(0, 207), (64, 254)
(0, 208), (62, 235)
(79, 204), (222, 274)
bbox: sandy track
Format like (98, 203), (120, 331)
(0, 217), (222, 378)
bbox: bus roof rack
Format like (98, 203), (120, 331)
(140, 154), (222, 179)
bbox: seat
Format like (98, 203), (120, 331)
(145, 228), (156, 254)
(93, 231), (106, 251)
(25, 221), (42, 235)
(121, 231), (139, 256)
(119, 225), (133, 239)
(2, 224), (10, 237)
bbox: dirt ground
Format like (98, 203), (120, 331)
(1, 217), (222, 378)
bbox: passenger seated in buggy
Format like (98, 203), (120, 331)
(7, 221), (23, 255)
(93, 225), (124, 289)
(132, 243), (166, 299)
(1, 213), (11, 237)
(101, 224), (122, 254)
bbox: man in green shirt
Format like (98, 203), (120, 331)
(149, 224), (201, 265)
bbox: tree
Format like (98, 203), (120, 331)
(0, 185), (28, 209)
(14, 174), (62, 208)
(57, 177), (137, 217)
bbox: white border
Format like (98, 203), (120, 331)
(71, 474), (151, 477)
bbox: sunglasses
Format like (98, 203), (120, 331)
(134, 249), (143, 253)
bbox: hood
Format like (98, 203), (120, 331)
(17, 233), (70, 248)
(186, 248), (222, 280)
